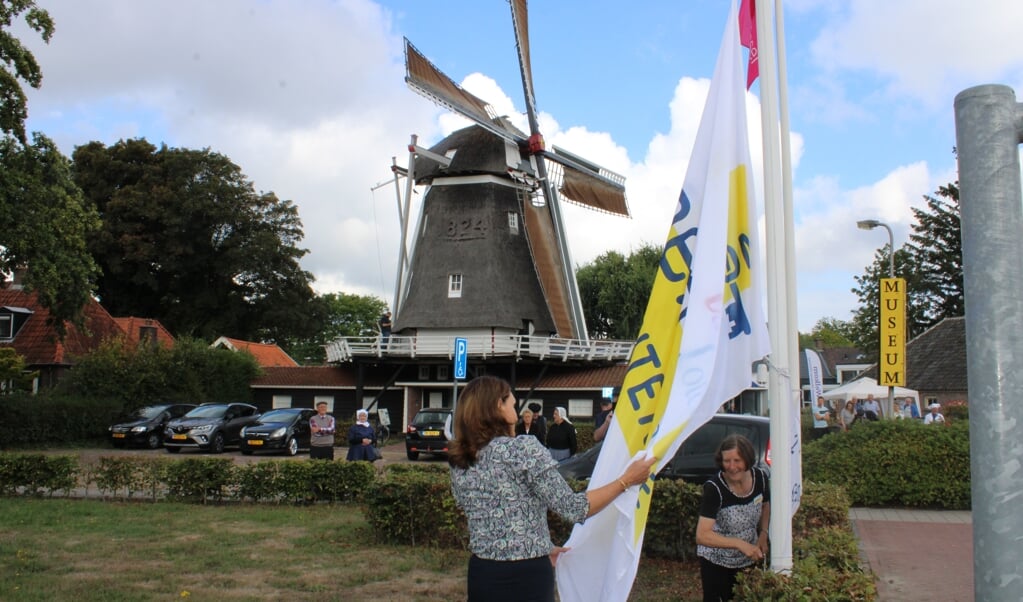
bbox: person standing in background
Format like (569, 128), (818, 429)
(515, 407), (546, 443)
(545, 407), (577, 461)
(812, 396), (831, 440)
(593, 399), (614, 442)
(346, 409), (378, 461)
(379, 311), (392, 347)
(309, 401), (336, 460)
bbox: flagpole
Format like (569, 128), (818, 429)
(776, 0), (800, 429)
(756, 0), (795, 573)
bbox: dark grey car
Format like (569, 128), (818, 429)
(404, 408), (453, 461)
(557, 414), (771, 483)
(109, 404), (196, 449)
(163, 403), (260, 454)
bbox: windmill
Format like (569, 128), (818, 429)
(391, 0), (629, 344)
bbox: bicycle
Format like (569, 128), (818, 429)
(372, 408), (391, 445)
(374, 422), (390, 446)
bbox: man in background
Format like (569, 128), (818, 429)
(593, 398), (614, 442)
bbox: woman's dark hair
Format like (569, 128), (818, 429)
(448, 375), (514, 469)
(714, 434), (756, 471)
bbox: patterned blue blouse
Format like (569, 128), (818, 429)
(450, 435), (590, 560)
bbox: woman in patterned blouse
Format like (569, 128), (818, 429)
(449, 375), (656, 602)
(695, 434), (771, 601)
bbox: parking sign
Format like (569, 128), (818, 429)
(454, 337), (467, 380)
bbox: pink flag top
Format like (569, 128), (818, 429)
(739, 0), (759, 89)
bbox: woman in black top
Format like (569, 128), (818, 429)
(694, 434), (770, 601)
(544, 407), (576, 461)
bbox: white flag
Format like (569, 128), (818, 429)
(806, 349), (824, 404)
(556, 2), (770, 599)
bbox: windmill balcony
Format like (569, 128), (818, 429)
(324, 334), (635, 364)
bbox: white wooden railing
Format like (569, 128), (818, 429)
(324, 334), (635, 363)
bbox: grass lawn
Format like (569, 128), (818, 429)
(0, 498), (703, 601)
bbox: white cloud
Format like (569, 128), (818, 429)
(13, 0), (973, 337)
(810, 0), (1023, 107)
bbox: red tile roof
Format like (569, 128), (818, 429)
(0, 288), (124, 366)
(211, 336), (299, 367)
(111, 317), (175, 348)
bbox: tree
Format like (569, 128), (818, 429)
(576, 243), (660, 340)
(59, 337), (260, 409)
(906, 183), (963, 325)
(798, 317), (854, 349)
(280, 292), (387, 365)
(0, 1), (54, 144)
(848, 182), (964, 360)
(0, 347), (36, 393)
(0, 134), (101, 335)
(72, 138), (319, 342)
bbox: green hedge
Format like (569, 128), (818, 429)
(0, 392), (123, 448)
(0, 453), (79, 496)
(803, 419), (971, 509)
(0, 452), (872, 598)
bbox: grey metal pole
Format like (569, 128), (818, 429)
(954, 83), (1023, 601)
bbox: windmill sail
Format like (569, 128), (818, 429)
(404, 39), (519, 145)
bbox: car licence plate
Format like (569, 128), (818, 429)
(172, 434), (188, 440)
(112, 433), (125, 439)
(248, 439), (263, 446)
(423, 430), (441, 437)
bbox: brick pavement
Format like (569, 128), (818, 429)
(851, 508), (973, 602)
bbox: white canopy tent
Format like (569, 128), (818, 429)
(822, 377), (920, 411)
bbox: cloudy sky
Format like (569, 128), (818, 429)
(17, 0), (1023, 331)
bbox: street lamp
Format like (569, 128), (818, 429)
(857, 219), (896, 419)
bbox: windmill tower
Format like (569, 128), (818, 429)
(392, 0), (629, 344)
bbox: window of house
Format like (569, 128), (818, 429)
(508, 211), (519, 234)
(418, 365), (431, 380)
(0, 314), (11, 339)
(272, 395), (292, 409)
(313, 396), (334, 411)
(448, 274), (463, 298)
(568, 399), (593, 418)
(362, 396), (376, 411)
(437, 365), (449, 380)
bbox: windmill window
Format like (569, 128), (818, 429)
(448, 274), (463, 298)
(508, 212), (519, 234)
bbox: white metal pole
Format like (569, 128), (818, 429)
(756, 0), (794, 573)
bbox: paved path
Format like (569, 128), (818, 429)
(850, 507), (973, 602)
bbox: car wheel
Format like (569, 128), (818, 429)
(285, 437), (298, 457)
(166, 446), (181, 454)
(406, 450), (419, 461)
(146, 433), (161, 449)
(210, 432), (226, 454)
